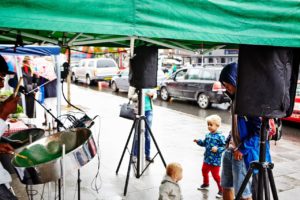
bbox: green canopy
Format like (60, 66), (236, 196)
(0, 0), (300, 49)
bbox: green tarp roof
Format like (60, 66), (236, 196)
(0, 0), (300, 49)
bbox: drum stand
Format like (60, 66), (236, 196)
(235, 118), (278, 200)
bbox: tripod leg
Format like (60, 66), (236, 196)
(123, 121), (140, 196)
(258, 167), (264, 200)
(263, 168), (270, 200)
(267, 166), (278, 200)
(144, 117), (167, 167)
(136, 118), (141, 178)
(116, 119), (138, 174)
(235, 167), (253, 200)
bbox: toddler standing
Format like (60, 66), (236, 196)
(193, 114), (225, 198)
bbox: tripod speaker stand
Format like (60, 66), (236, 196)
(116, 91), (167, 196)
(235, 117), (278, 200)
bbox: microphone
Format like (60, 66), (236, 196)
(8, 76), (18, 88)
(8, 77), (28, 95)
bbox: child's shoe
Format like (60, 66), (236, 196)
(216, 190), (223, 198)
(197, 184), (209, 190)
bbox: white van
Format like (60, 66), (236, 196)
(71, 58), (119, 85)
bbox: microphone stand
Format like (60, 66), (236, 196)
(23, 91), (66, 130)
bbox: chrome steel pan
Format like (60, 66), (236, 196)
(0, 128), (44, 174)
(12, 128), (97, 185)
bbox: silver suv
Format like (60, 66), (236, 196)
(71, 58), (119, 85)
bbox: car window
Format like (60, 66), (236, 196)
(80, 61), (86, 67)
(186, 68), (201, 80)
(296, 83), (300, 96)
(200, 69), (216, 80)
(121, 70), (129, 76)
(157, 69), (165, 77)
(175, 69), (187, 80)
(97, 60), (116, 68)
(88, 61), (94, 68)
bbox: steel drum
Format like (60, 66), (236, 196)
(12, 128), (97, 185)
(0, 128), (45, 174)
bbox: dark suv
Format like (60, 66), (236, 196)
(160, 66), (230, 108)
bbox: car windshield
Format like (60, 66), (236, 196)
(97, 60), (116, 68)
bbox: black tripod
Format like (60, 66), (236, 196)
(235, 118), (278, 200)
(116, 91), (167, 196)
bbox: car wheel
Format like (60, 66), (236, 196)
(111, 81), (119, 92)
(86, 75), (91, 85)
(71, 73), (77, 83)
(160, 87), (170, 101)
(197, 93), (211, 109)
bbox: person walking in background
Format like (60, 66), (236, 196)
(159, 162), (183, 200)
(193, 114), (225, 198)
(128, 86), (157, 162)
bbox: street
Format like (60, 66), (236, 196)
(86, 82), (300, 142)
(11, 82), (300, 200)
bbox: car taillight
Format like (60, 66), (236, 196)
(212, 81), (226, 92)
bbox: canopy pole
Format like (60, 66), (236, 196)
(130, 37), (135, 57)
(54, 55), (61, 119)
(67, 47), (71, 107)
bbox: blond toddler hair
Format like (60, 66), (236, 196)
(205, 114), (221, 127)
(166, 162), (183, 182)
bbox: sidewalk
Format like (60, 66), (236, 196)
(11, 84), (300, 199)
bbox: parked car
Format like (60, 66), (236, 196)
(71, 58), (119, 85)
(111, 68), (166, 92)
(283, 80), (300, 123)
(159, 66), (230, 109)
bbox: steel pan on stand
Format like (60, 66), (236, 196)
(12, 128), (97, 185)
(0, 128), (45, 174)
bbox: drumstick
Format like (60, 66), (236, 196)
(13, 77), (23, 97)
(10, 151), (28, 159)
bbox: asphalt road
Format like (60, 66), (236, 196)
(75, 82), (300, 142)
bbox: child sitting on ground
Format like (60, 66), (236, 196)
(159, 162), (183, 200)
(193, 114), (226, 198)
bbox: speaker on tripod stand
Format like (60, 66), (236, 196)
(116, 46), (166, 196)
(234, 44), (300, 200)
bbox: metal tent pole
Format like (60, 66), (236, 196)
(54, 55), (61, 118)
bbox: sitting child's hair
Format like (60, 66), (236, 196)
(205, 114), (221, 127)
(166, 162), (182, 181)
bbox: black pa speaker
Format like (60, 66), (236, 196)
(129, 46), (158, 89)
(235, 44), (300, 118)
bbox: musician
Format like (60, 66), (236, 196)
(0, 54), (19, 200)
